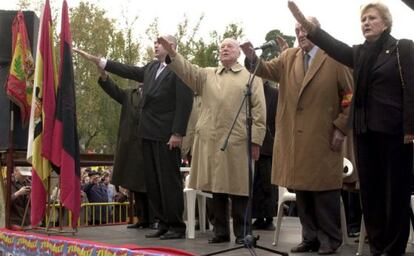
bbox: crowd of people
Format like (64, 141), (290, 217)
(34, 1), (414, 255)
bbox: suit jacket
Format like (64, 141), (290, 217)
(309, 28), (414, 134)
(246, 47), (353, 191)
(98, 77), (145, 192)
(105, 60), (193, 142)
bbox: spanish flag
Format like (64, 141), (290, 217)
(6, 11), (35, 127)
(27, 0), (58, 226)
(50, 0), (81, 228)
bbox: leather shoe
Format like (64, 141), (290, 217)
(291, 242), (319, 253)
(127, 222), (149, 229)
(208, 235), (230, 244)
(159, 230), (185, 240)
(145, 229), (167, 238)
(318, 248), (336, 255)
(235, 237), (244, 244)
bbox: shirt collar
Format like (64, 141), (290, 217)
(217, 63), (243, 74)
(304, 45), (319, 60)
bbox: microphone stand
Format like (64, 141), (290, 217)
(203, 55), (287, 256)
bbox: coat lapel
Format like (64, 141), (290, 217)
(300, 49), (327, 97)
(141, 62), (159, 107)
(372, 37), (397, 72)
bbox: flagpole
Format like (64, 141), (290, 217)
(5, 102), (15, 229)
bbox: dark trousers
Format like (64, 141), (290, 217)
(356, 130), (412, 255)
(252, 155), (277, 219)
(133, 191), (153, 224)
(142, 139), (185, 233)
(211, 193), (248, 238)
(295, 190), (342, 251)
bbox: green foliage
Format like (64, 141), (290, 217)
(261, 29), (296, 60)
(71, 2), (140, 153)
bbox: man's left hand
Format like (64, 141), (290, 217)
(167, 134), (183, 150)
(252, 144), (260, 161)
(330, 128), (345, 152)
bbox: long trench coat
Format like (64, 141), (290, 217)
(168, 53), (266, 196)
(98, 77), (145, 192)
(253, 47), (353, 191)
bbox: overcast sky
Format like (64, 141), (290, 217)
(2, 0), (414, 49)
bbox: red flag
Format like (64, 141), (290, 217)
(27, 0), (58, 226)
(51, 0), (81, 228)
(6, 11), (35, 126)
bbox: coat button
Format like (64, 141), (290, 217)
(297, 106), (303, 111)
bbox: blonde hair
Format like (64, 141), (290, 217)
(360, 2), (393, 33)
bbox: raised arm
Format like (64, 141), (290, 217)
(288, 1), (354, 68)
(157, 36), (206, 94)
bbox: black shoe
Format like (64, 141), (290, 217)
(145, 229), (168, 238)
(159, 230), (185, 240)
(291, 242), (319, 253)
(208, 235), (230, 244)
(127, 222), (149, 229)
(235, 237), (244, 244)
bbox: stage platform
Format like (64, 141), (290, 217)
(2, 217), (414, 255)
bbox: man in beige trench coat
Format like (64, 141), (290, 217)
(157, 36), (266, 244)
(241, 18), (353, 255)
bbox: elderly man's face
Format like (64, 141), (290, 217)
(219, 39), (240, 67)
(295, 23), (314, 52)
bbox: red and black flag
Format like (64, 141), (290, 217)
(50, 0), (81, 228)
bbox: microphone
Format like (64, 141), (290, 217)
(254, 40), (277, 50)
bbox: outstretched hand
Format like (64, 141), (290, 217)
(73, 48), (100, 65)
(276, 35), (289, 52)
(157, 36), (176, 57)
(239, 41), (257, 62)
(287, 1), (315, 33)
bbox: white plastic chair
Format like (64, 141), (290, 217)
(273, 157), (354, 246)
(181, 168), (212, 239)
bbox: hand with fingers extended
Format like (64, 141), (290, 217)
(287, 1), (316, 33)
(73, 48), (101, 65)
(240, 41), (257, 62)
(276, 35), (289, 52)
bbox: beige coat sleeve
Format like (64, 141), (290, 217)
(168, 53), (207, 95)
(250, 77), (267, 146)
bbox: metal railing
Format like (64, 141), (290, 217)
(45, 201), (130, 227)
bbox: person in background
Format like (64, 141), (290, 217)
(252, 80), (278, 231)
(10, 167), (32, 227)
(289, 1), (414, 255)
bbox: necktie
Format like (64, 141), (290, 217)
(303, 53), (310, 73)
(155, 63), (165, 79)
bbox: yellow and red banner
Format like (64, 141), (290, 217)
(27, 0), (58, 227)
(6, 11), (35, 126)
